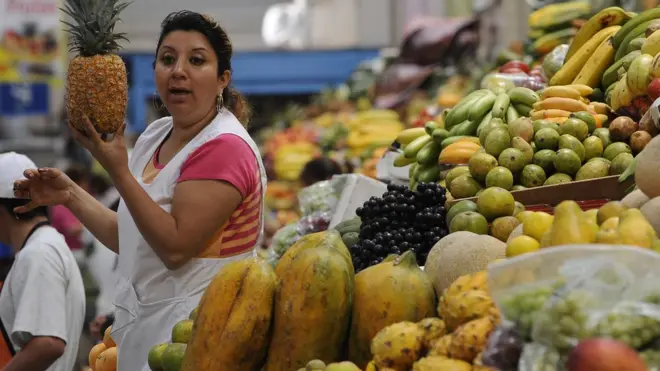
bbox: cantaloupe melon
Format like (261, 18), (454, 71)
(641, 197), (660, 236)
(635, 136), (660, 198)
(95, 347), (117, 371)
(622, 189), (650, 209)
(424, 231), (506, 296)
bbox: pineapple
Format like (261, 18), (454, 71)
(60, 0), (130, 134)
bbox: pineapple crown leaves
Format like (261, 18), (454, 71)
(60, 0), (132, 56)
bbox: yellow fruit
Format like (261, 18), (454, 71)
(516, 210), (535, 224)
(506, 235), (541, 257)
(437, 290), (496, 331)
(600, 217), (620, 230)
(371, 322), (425, 371)
(442, 271), (489, 299)
(427, 334), (453, 357)
(447, 316), (498, 363)
(412, 356), (472, 371)
(618, 208), (657, 248)
(171, 319), (193, 344)
(597, 201), (628, 224)
(103, 326), (115, 348)
(95, 347), (117, 371)
(490, 216), (521, 242)
(522, 212), (554, 241)
(89, 343), (107, 371)
(595, 228), (621, 244)
(416, 318), (448, 351)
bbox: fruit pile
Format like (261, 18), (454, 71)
(345, 109), (405, 159)
(88, 327), (117, 371)
(148, 314), (195, 371)
(526, 1), (590, 57)
(352, 182), (448, 270)
(394, 86), (542, 188)
(442, 96), (647, 201)
(506, 200), (660, 258)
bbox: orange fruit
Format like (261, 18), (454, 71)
(88, 343), (106, 370)
(103, 326), (116, 348)
(95, 347), (117, 371)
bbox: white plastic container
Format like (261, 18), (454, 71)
(329, 174), (388, 229)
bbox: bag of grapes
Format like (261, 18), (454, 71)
(297, 176), (348, 216)
(487, 245), (660, 369)
(261, 222), (302, 266)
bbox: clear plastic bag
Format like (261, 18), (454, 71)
(296, 210), (333, 236)
(488, 245), (660, 369)
(297, 175), (350, 216)
(481, 72), (546, 92)
(266, 222), (302, 263)
(542, 44), (569, 81)
(480, 323), (525, 371)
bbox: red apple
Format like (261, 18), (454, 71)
(648, 78), (660, 101)
(500, 60), (530, 74)
(566, 338), (647, 371)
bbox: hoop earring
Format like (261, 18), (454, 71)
(216, 94), (224, 112)
(152, 93), (164, 110)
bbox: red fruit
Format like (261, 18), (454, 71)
(501, 61), (530, 74)
(566, 338), (647, 371)
(648, 78), (660, 101)
(499, 68), (528, 75)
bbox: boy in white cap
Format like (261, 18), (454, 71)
(0, 152), (85, 371)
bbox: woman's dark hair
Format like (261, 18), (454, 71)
(299, 158), (344, 187)
(154, 10), (252, 126)
(65, 164), (90, 185)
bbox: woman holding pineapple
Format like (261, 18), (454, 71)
(12, 10), (266, 371)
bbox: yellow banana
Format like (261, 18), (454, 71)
(572, 37), (617, 87)
(626, 53), (654, 96)
(550, 25), (621, 86)
(531, 109), (573, 120)
(533, 97), (590, 112)
(610, 76), (634, 111)
(540, 86), (582, 100)
(565, 7), (632, 62)
(590, 102), (612, 115)
(356, 109), (399, 122)
(396, 127), (427, 146)
(528, 2), (591, 29)
(565, 84), (594, 97)
(641, 29), (660, 55)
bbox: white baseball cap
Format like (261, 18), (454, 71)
(0, 152), (37, 199)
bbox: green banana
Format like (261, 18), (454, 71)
(424, 121), (439, 135)
(475, 111), (493, 135)
(431, 128), (450, 146)
(602, 50), (641, 89)
(444, 90), (489, 129)
(448, 120), (471, 136)
(508, 87), (540, 106)
(613, 7), (660, 49)
(467, 91), (497, 122)
(530, 28), (576, 55)
(403, 134), (432, 158)
(409, 162), (418, 178)
(513, 104), (533, 117)
(455, 119), (481, 137)
(393, 152), (415, 167)
(627, 37), (646, 54)
(416, 141), (442, 166)
(566, 6), (632, 62)
(506, 105), (520, 124)
(491, 92), (511, 119)
(615, 21), (649, 61)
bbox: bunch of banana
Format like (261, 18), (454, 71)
(345, 109), (405, 158)
(273, 142), (321, 181)
(442, 87), (540, 138)
(530, 84), (610, 126)
(527, 1), (591, 55)
(612, 7), (660, 62)
(550, 22), (622, 88)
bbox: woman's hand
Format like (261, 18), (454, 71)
(12, 168), (77, 213)
(68, 116), (129, 179)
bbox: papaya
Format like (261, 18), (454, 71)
(265, 230), (355, 371)
(347, 250), (437, 369)
(181, 257), (277, 371)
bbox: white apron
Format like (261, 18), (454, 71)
(111, 110), (267, 371)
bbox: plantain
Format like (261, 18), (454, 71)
(534, 97), (590, 112)
(565, 6), (632, 62)
(491, 92), (511, 119)
(550, 25), (621, 86)
(530, 28), (577, 55)
(572, 37), (616, 88)
(467, 91), (497, 122)
(528, 2), (591, 29)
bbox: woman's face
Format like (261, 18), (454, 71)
(154, 30), (230, 127)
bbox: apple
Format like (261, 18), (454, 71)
(500, 60), (530, 74)
(648, 78), (660, 101)
(566, 338), (647, 371)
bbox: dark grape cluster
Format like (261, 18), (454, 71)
(351, 182), (448, 272)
